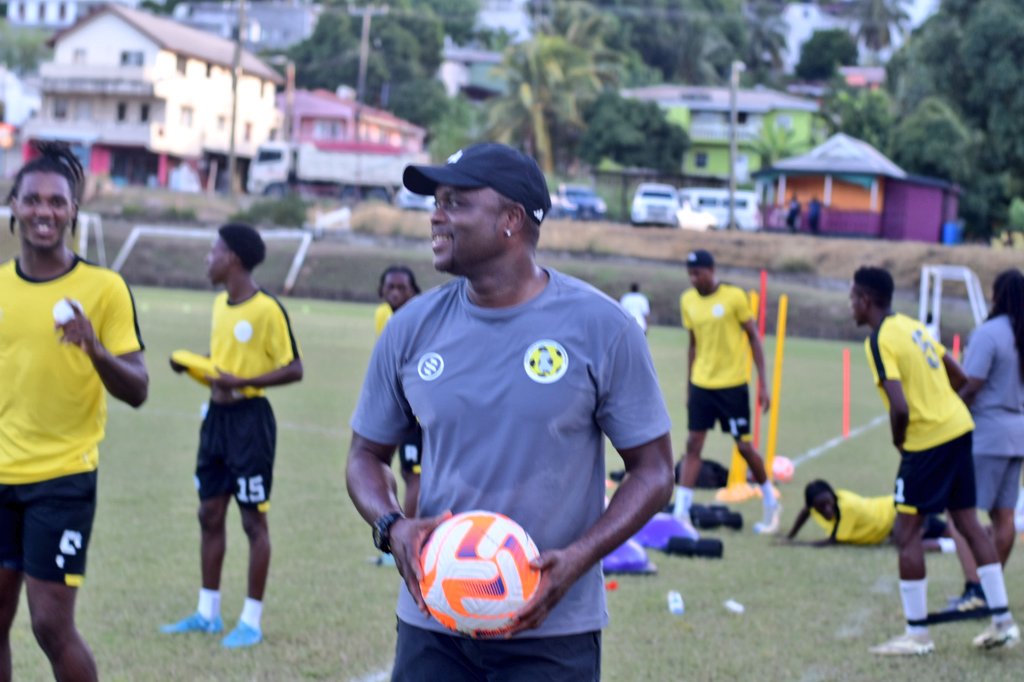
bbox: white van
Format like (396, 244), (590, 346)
(679, 187), (761, 231)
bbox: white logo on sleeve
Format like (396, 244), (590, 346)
(712, 304), (725, 318)
(417, 352), (445, 381)
(524, 340), (568, 384)
(234, 320), (254, 342)
(447, 150), (463, 165)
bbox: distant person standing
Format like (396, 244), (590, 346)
(808, 197), (821, 235)
(375, 265), (421, 338)
(374, 265), (422, 518)
(959, 269), (1024, 568)
(162, 224), (303, 649)
(786, 195), (801, 233)
(1, 142), (149, 682)
(850, 266), (1018, 655)
(673, 249), (779, 537)
(619, 282), (651, 334)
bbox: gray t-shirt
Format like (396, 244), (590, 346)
(963, 315), (1024, 456)
(351, 268), (671, 637)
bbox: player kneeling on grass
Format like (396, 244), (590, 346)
(2, 142), (149, 682)
(850, 266), (1018, 656)
(784, 480), (987, 613)
(161, 224), (303, 649)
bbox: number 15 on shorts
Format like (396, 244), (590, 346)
(237, 475), (266, 503)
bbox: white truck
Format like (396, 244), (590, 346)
(246, 140), (428, 200)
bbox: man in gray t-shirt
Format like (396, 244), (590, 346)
(346, 143), (673, 681)
(960, 269), (1024, 567)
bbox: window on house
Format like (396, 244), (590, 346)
(176, 55), (188, 75)
(53, 98), (69, 120)
(313, 120), (340, 140)
(117, 102), (127, 122)
(181, 106), (194, 127)
(738, 112), (748, 124)
(72, 48), (86, 64)
(58, 2), (66, 20)
(140, 104), (150, 123)
(695, 152), (708, 169)
(244, 122), (253, 142)
(120, 51), (143, 66)
(776, 114), (793, 131)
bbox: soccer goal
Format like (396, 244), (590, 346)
(918, 264), (987, 336)
(0, 207), (106, 266)
(110, 225), (313, 294)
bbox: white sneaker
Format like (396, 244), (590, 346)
(972, 620), (1021, 649)
(753, 504), (781, 535)
(869, 632), (935, 656)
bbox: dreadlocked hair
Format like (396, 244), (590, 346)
(804, 479), (836, 510)
(7, 141), (85, 204)
(989, 268), (1024, 382)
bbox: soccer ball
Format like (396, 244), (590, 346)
(772, 455), (795, 483)
(419, 510), (541, 637)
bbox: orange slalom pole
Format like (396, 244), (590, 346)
(952, 333), (961, 362)
(842, 348), (850, 439)
(764, 294), (788, 480)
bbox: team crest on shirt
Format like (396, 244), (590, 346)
(712, 304), (725, 318)
(234, 320), (253, 343)
(523, 340), (568, 384)
(417, 352), (445, 381)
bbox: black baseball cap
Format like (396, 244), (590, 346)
(403, 142), (552, 225)
(686, 249), (714, 269)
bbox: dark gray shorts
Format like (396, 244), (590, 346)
(391, 619), (600, 682)
(973, 455), (1023, 511)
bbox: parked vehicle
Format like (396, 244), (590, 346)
(630, 183), (681, 227)
(550, 184), (608, 220)
(676, 199), (719, 231)
(246, 140), (428, 200)
(394, 186), (435, 211)
(678, 187), (761, 231)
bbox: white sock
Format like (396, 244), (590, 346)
(978, 563), (1012, 623)
(673, 486), (693, 518)
(197, 588), (220, 622)
(240, 598), (263, 630)
(936, 537), (956, 554)
(899, 579), (929, 636)
(761, 481), (777, 508)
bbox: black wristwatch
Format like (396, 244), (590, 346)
(372, 511), (405, 554)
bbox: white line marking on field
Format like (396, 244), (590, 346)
(790, 415), (887, 469)
(350, 666), (391, 682)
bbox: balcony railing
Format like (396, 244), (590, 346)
(40, 62), (156, 97)
(689, 121), (762, 143)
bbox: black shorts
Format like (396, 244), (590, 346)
(688, 383), (751, 441)
(895, 431), (976, 515)
(0, 471), (97, 585)
(399, 426), (423, 476)
(196, 397), (276, 510)
(392, 620), (600, 682)
(922, 514), (947, 540)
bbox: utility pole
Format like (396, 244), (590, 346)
(727, 60), (745, 230)
(227, 0), (247, 196)
(349, 4), (389, 142)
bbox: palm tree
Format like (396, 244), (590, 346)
(854, 0), (911, 61)
(743, 1), (788, 80)
(486, 33), (607, 174)
(750, 121), (802, 169)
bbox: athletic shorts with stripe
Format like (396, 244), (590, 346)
(894, 431), (976, 515)
(196, 397), (276, 511)
(688, 383), (752, 441)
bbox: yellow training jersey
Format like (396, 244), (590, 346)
(374, 302), (392, 338)
(865, 313), (973, 451)
(209, 289), (299, 398)
(680, 284), (752, 389)
(811, 490), (896, 545)
(0, 258), (144, 484)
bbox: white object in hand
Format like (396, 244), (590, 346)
(723, 599), (745, 614)
(53, 299), (77, 325)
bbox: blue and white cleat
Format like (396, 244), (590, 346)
(160, 612), (224, 634)
(222, 622), (263, 648)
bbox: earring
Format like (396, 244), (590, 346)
(505, 229), (512, 238)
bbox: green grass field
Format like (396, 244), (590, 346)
(8, 286), (1024, 681)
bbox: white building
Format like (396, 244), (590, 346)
(21, 4), (282, 189)
(5, 0), (140, 28)
(172, 1), (322, 52)
(476, 0), (532, 43)
(0, 66), (42, 127)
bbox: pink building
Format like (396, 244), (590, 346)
(283, 89), (425, 154)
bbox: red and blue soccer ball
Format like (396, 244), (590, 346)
(419, 510), (541, 637)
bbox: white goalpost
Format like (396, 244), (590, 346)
(918, 264), (988, 337)
(111, 225), (313, 294)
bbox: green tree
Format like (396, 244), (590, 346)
(741, 1), (788, 83)
(750, 121), (802, 169)
(888, 97), (971, 183)
(824, 87), (894, 152)
(427, 96), (485, 161)
(854, 0), (911, 61)
(795, 29), (858, 81)
(419, 0), (480, 46)
(287, 13), (358, 91)
(0, 23), (51, 75)
(579, 91), (689, 174)
(387, 79), (450, 129)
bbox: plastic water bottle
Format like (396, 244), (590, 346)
(667, 590), (684, 615)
